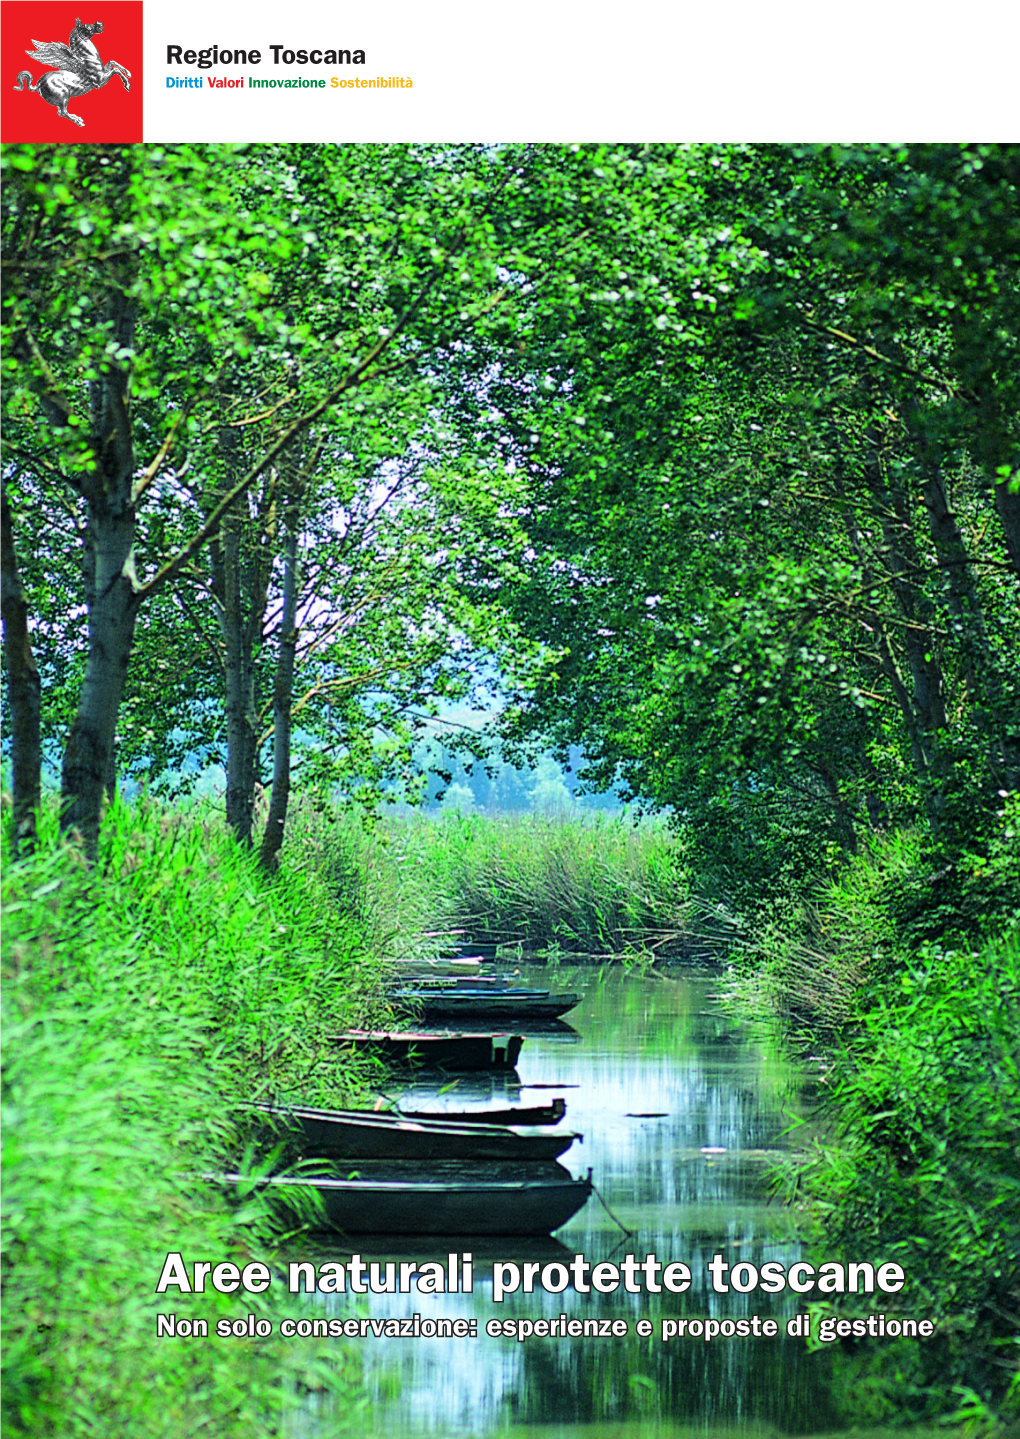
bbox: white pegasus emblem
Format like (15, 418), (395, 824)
(13, 17), (131, 127)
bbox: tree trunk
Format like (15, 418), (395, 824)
(919, 465), (989, 700)
(918, 463), (1019, 788)
(844, 507), (943, 830)
(855, 421), (949, 826)
(260, 488), (301, 872)
(1, 481), (42, 857)
(60, 288), (138, 857)
(218, 498), (258, 845)
(992, 470), (1020, 579)
(878, 486), (948, 748)
(60, 507), (140, 854)
(972, 392), (1020, 579)
(212, 419), (278, 846)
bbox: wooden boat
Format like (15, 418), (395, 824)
(304, 1235), (577, 1266)
(389, 957), (485, 977)
(397, 1096), (567, 1127)
(227, 1162), (593, 1235)
(395, 974), (520, 989)
(255, 1102), (577, 1161)
(331, 1030), (524, 1070)
(388, 988), (579, 1022)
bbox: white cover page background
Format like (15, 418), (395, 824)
(143, 0), (1018, 142)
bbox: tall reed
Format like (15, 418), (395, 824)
(2, 797), (385, 1437)
(386, 812), (693, 957)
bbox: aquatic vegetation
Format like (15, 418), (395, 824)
(387, 812), (693, 958)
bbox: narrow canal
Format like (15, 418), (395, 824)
(293, 961), (887, 1436)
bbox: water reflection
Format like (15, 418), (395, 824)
(295, 966), (842, 1436)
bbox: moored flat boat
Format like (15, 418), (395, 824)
(331, 1030), (524, 1070)
(394, 974), (522, 989)
(389, 957), (486, 977)
(255, 1102), (577, 1161)
(225, 1163), (593, 1235)
(397, 1097), (567, 1127)
(302, 1235), (577, 1267)
(389, 989), (579, 1022)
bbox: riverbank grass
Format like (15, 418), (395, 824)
(744, 824), (1020, 1427)
(1, 799), (385, 1438)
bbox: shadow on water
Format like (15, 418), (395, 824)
(286, 965), (901, 1437)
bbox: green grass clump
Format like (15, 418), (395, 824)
(742, 829), (925, 1039)
(385, 812), (692, 957)
(798, 928), (1020, 1425)
(2, 798), (385, 1438)
(728, 811), (1020, 1426)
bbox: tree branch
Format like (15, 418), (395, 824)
(796, 310), (968, 401)
(141, 307), (426, 603)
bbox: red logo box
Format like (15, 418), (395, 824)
(2, 2), (143, 142)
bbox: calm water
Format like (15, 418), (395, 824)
(291, 965), (895, 1437)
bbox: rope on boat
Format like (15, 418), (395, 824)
(589, 1172), (634, 1237)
